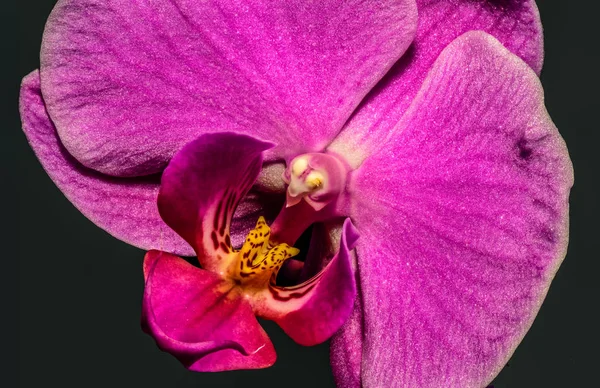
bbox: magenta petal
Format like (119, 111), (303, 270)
(20, 71), (272, 254)
(41, 0), (417, 176)
(19, 70), (193, 256)
(330, 0), (544, 164)
(257, 219), (359, 346)
(142, 250), (276, 371)
(338, 32), (573, 387)
(158, 132), (272, 270)
(330, 289), (364, 388)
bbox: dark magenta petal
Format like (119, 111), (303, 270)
(142, 250), (276, 371)
(158, 132), (272, 270)
(334, 32), (573, 387)
(256, 219), (359, 346)
(330, 0), (544, 165)
(19, 70), (193, 255)
(40, 0), (417, 176)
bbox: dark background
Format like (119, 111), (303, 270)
(11, 1), (599, 387)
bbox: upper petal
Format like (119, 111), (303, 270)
(142, 250), (276, 371)
(330, 0), (544, 165)
(40, 0), (417, 176)
(339, 32), (573, 387)
(158, 132), (272, 270)
(19, 70), (193, 256)
(255, 218), (359, 346)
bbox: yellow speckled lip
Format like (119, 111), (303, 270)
(224, 217), (300, 288)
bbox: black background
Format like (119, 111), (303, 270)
(11, 1), (600, 387)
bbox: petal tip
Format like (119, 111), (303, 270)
(342, 218), (360, 251)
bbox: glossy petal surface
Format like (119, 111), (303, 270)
(20, 71), (192, 255)
(255, 219), (359, 346)
(158, 132), (272, 271)
(41, 0), (417, 176)
(330, 0), (544, 165)
(336, 32), (573, 387)
(142, 250), (276, 371)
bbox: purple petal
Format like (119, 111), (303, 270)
(142, 250), (276, 371)
(41, 0), (417, 176)
(158, 132), (272, 271)
(336, 32), (573, 387)
(256, 219), (359, 346)
(330, 289), (364, 388)
(20, 70), (193, 256)
(330, 0), (544, 164)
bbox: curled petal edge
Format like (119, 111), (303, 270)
(142, 250), (276, 371)
(256, 218), (359, 346)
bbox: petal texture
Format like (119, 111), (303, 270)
(330, 0), (544, 165)
(142, 250), (276, 371)
(19, 70), (192, 255)
(339, 32), (573, 387)
(257, 219), (359, 346)
(158, 132), (272, 270)
(330, 286), (364, 388)
(41, 0), (417, 176)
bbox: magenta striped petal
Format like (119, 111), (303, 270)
(157, 132), (272, 270)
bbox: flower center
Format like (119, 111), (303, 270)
(221, 152), (349, 290)
(283, 153), (347, 211)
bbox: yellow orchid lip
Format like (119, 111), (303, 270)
(226, 216), (300, 288)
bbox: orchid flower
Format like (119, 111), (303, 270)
(20, 0), (573, 387)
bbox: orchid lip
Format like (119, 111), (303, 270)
(221, 216), (301, 290)
(150, 132), (359, 368)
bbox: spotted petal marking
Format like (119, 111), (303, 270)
(232, 217), (300, 286)
(204, 171), (261, 269)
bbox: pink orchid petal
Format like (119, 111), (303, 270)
(158, 132), (273, 271)
(40, 0), (417, 176)
(19, 70), (193, 256)
(142, 250), (276, 371)
(335, 32), (573, 387)
(330, 0), (544, 165)
(330, 287), (364, 388)
(256, 218), (359, 346)
(20, 71), (269, 256)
